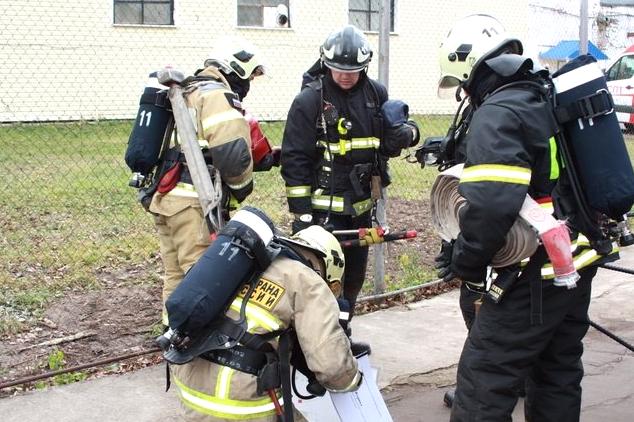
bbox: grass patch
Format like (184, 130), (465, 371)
(0, 310), (27, 336)
(33, 349), (88, 389)
(392, 251), (438, 290)
(362, 246), (438, 296)
(7, 118), (627, 324)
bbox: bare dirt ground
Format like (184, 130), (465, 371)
(0, 198), (444, 396)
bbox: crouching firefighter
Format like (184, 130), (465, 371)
(157, 206), (363, 422)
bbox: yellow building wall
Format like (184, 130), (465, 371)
(0, 0), (529, 122)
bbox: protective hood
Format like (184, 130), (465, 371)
(484, 54), (534, 80)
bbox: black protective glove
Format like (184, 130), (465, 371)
(434, 239), (455, 281)
(406, 120), (421, 146)
(435, 239), (487, 292)
(380, 120), (420, 157)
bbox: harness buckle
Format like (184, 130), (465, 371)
(579, 89), (614, 120)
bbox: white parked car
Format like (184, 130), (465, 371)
(606, 44), (634, 131)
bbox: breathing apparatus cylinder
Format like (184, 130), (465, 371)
(125, 71), (172, 175)
(552, 55), (634, 220)
(165, 206), (276, 337)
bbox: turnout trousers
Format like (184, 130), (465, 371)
(314, 211), (371, 313)
(450, 260), (597, 422)
(151, 194), (212, 325)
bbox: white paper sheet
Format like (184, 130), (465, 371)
(293, 355), (392, 422)
(330, 355), (393, 422)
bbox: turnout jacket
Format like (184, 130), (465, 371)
(172, 256), (359, 421)
(281, 72), (387, 216)
(150, 66), (253, 218)
(452, 83), (618, 282)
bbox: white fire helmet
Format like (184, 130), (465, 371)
(438, 14), (522, 94)
(205, 36), (266, 80)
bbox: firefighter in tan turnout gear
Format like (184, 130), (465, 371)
(150, 37), (265, 326)
(171, 224), (362, 421)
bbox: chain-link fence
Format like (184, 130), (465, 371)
(1, 0), (630, 333)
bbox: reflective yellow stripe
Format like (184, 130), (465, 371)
(540, 241), (619, 279)
(286, 185), (311, 198)
(570, 235), (590, 254)
(215, 366), (235, 399)
(339, 139), (347, 155)
(202, 109), (244, 132)
(549, 137), (559, 180)
(351, 137), (381, 148)
(173, 375), (280, 420)
(541, 248), (600, 279)
(318, 137), (380, 155)
(460, 164), (532, 185)
(311, 194), (345, 212)
(353, 198), (373, 215)
(166, 182), (199, 198)
(230, 297), (281, 332)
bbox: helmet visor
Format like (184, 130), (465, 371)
(323, 61), (365, 73)
(437, 76), (464, 100)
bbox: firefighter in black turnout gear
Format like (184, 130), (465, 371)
(281, 24), (419, 312)
(436, 15), (619, 422)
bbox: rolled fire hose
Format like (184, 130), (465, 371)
(430, 164), (580, 287)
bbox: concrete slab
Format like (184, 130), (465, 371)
(352, 290), (466, 389)
(2, 363), (179, 422)
(1, 248), (632, 421)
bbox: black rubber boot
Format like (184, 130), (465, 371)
(443, 388), (456, 408)
(350, 341), (372, 358)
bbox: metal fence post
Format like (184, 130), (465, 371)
(373, 0), (391, 294)
(580, 0), (589, 55)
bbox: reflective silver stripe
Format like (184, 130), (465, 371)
(286, 185), (311, 198)
(318, 137), (380, 154)
(215, 366), (234, 399)
(174, 375), (281, 417)
(202, 109), (244, 132)
(461, 164), (532, 185)
(541, 248), (600, 278)
(553, 61), (604, 94)
(350, 138), (380, 148)
(225, 177), (253, 190)
(311, 195), (345, 212)
(567, 234), (591, 254)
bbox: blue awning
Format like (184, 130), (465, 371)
(539, 40), (608, 61)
